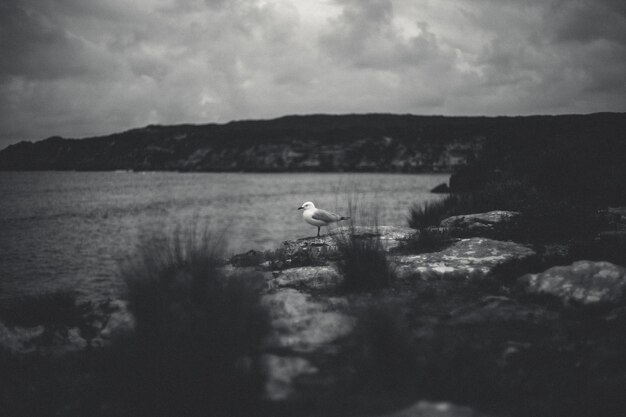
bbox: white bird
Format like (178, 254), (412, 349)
(297, 201), (351, 237)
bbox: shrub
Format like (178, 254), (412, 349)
(395, 228), (454, 255)
(116, 223), (270, 417)
(334, 226), (394, 292)
(407, 195), (460, 229)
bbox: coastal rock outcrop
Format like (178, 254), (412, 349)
(268, 266), (341, 292)
(519, 260), (626, 306)
(394, 238), (535, 280)
(266, 226), (415, 270)
(439, 211), (521, 238)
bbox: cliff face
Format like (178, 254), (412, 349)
(0, 113), (623, 172)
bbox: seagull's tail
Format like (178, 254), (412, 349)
(339, 216), (351, 221)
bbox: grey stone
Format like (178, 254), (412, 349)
(268, 266), (340, 291)
(261, 354), (318, 401)
(394, 238), (535, 280)
(289, 226), (415, 251)
(439, 211), (520, 237)
(262, 289), (354, 353)
(520, 260), (626, 306)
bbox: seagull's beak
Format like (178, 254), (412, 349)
(297, 206), (304, 210)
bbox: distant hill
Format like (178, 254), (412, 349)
(0, 113), (624, 173)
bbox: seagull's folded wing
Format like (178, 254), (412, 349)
(312, 209), (341, 222)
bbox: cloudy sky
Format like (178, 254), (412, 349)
(1, 0), (625, 149)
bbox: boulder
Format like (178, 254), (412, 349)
(261, 354), (318, 401)
(394, 238), (535, 280)
(272, 226), (415, 269)
(262, 288), (354, 353)
(268, 266), (341, 292)
(519, 260), (626, 306)
(439, 211), (520, 237)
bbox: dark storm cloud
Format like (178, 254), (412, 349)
(0, 0), (624, 150)
(320, 0), (446, 70)
(0, 1), (114, 80)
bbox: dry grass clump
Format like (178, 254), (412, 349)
(116, 223), (271, 417)
(333, 200), (395, 292)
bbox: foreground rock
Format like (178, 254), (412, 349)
(439, 211), (520, 238)
(520, 260), (626, 307)
(260, 288), (354, 400)
(262, 354), (318, 401)
(262, 289), (353, 353)
(394, 238), (535, 280)
(381, 401), (494, 417)
(267, 266), (340, 292)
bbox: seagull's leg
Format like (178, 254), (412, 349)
(317, 226), (320, 237)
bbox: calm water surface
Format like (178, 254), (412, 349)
(0, 172), (448, 302)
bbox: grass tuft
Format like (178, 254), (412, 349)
(334, 201), (395, 292)
(115, 222), (270, 417)
(407, 195), (460, 229)
(398, 228), (454, 255)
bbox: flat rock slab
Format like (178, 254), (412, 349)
(262, 288), (354, 353)
(520, 260), (626, 306)
(291, 226), (415, 251)
(268, 266), (341, 291)
(394, 238), (535, 280)
(439, 211), (520, 237)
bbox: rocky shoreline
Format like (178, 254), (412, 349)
(3, 209), (626, 416)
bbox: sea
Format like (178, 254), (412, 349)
(0, 171), (448, 303)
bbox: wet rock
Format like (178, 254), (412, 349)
(394, 238), (535, 280)
(519, 260), (626, 306)
(268, 266), (341, 291)
(262, 289), (354, 353)
(439, 211), (520, 237)
(262, 354), (318, 401)
(338, 226), (416, 251)
(380, 400), (493, 417)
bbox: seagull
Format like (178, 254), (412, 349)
(298, 201), (351, 237)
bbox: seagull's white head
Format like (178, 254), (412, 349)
(298, 201), (315, 211)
